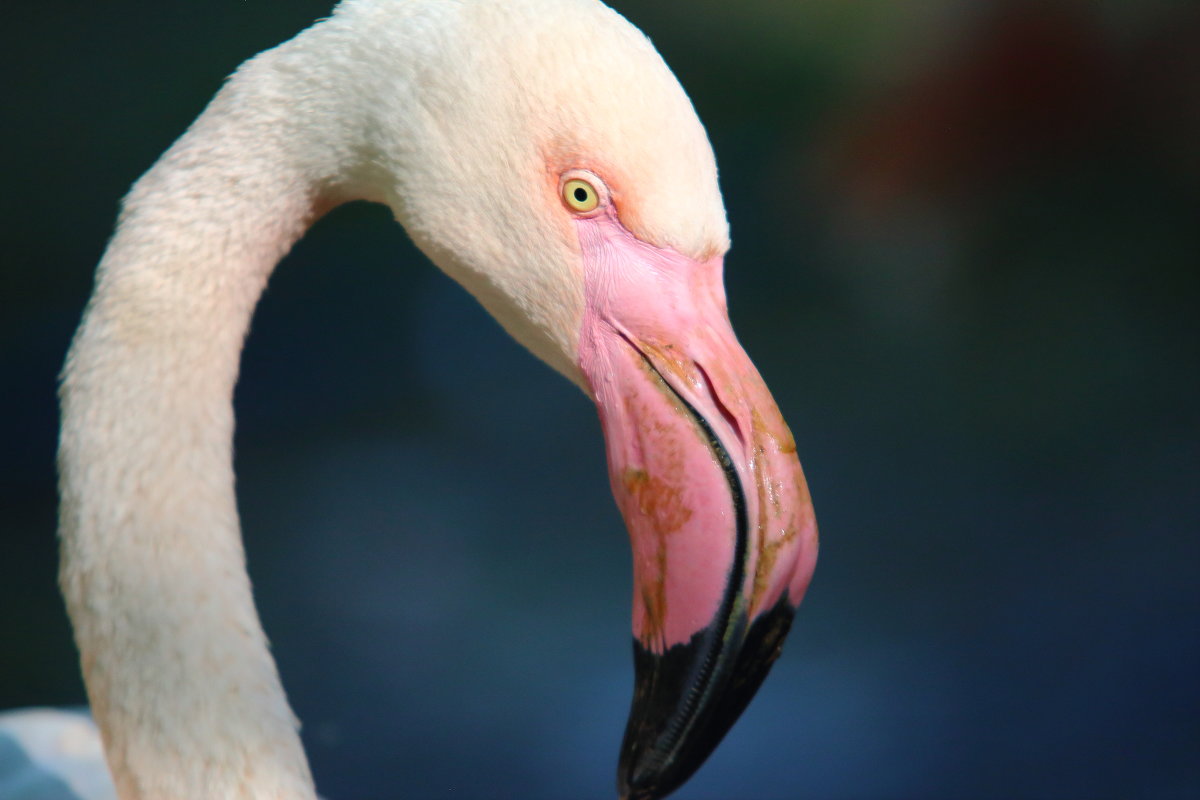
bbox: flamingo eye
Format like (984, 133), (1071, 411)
(562, 178), (599, 212)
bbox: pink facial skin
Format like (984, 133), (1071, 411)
(576, 206), (819, 654)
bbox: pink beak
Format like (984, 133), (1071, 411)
(576, 210), (819, 800)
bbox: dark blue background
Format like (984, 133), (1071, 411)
(2, 1), (1197, 798)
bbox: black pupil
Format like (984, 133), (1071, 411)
(573, 186), (589, 203)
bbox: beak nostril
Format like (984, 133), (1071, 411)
(694, 362), (743, 452)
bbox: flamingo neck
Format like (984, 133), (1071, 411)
(58, 46), (338, 800)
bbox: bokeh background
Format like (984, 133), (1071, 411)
(2, 1), (1197, 797)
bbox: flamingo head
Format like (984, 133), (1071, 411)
(334, 1), (820, 795)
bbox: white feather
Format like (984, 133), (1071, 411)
(0, 710), (115, 800)
(47, 1), (727, 798)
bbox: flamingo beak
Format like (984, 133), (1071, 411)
(575, 212), (818, 800)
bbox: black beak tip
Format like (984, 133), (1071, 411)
(616, 598), (797, 800)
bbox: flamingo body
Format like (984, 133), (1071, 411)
(37, 2), (819, 798)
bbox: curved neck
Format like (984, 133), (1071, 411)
(59, 44), (345, 800)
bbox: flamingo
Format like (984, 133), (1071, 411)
(7, 0), (819, 797)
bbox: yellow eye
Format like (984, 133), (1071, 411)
(563, 178), (599, 212)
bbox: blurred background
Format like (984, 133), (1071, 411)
(2, 0), (1197, 797)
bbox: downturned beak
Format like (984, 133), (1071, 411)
(577, 214), (818, 800)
